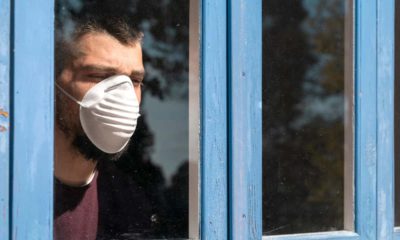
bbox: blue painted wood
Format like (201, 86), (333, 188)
(355, 0), (378, 239)
(376, 0), (395, 239)
(201, 0), (228, 239)
(263, 231), (359, 240)
(11, 0), (54, 239)
(394, 228), (400, 240)
(0, 0), (10, 239)
(229, 0), (262, 239)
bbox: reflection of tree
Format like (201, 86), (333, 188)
(263, 0), (345, 235)
(307, 1), (345, 94)
(164, 161), (189, 237)
(56, 0), (189, 238)
(116, 116), (189, 238)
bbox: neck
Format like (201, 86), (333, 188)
(54, 126), (98, 186)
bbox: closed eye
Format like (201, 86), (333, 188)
(132, 79), (144, 87)
(87, 74), (111, 79)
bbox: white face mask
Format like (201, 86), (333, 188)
(56, 75), (140, 154)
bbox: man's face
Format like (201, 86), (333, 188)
(56, 31), (144, 161)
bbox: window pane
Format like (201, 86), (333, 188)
(262, 0), (353, 235)
(54, 0), (199, 239)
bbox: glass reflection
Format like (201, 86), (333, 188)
(54, 0), (191, 239)
(262, 0), (352, 235)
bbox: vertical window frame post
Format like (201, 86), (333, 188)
(0, 0), (11, 239)
(201, 0), (229, 239)
(11, 0), (54, 239)
(376, 0), (395, 239)
(229, 0), (263, 239)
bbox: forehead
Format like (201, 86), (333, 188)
(72, 32), (143, 71)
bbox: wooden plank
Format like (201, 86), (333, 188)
(395, 0), (400, 233)
(355, 0), (378, 239)
(229, 0), (262, 239)
(394, 228), (400, 239)
(376, 0), (395, 239)
(201, 0), (228, 239)
(189, 0), (200, 238)
(11, 0), (54, 239)
(263, 231), (359, 240)
(344, 0), (355, 231)
(0, 0), (10, 239)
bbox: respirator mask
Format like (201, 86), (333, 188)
(56, 75), (140, 154)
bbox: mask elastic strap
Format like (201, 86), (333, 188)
(55, 82), (83, 106)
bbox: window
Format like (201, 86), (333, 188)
(1, 1), (396, 239)
(262, 0), (354, 235)
(53, 0), (199, 239)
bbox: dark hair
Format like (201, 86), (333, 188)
(55, 15), (143, 76)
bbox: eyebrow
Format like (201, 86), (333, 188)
(130, 70), (145, 81)
(79, 64), (118, 74)
(79, 64), (145, 81)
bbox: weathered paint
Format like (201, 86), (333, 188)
(395, 1), (400, 238)
(376, 0), (395, 239)
(11, 0), (54, 239)
(229, 0), (262, 239)
(355, 0), (378, 239)
(0, 0), (10, 238)
(394, 228), (400, 239)
(201, 0), (228, 239)
(0, 109), (9, 118)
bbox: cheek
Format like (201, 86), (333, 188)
(134, 87), (141, 104)
(58, 69), (85, 100)
(55, 89), (81, 133)
(70, 81), (97, 101)
(56, 87), (78, 116)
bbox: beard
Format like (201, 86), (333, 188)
(71, 132), (127, 162)
(56, 89), (129, 162)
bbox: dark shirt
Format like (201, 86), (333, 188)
(54, 172), (99, 240)
(54, 161), (161, 240)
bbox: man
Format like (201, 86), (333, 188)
(54, 16), (161, 239)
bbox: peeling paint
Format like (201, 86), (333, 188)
(378, 191), (388, 239)
(0, 109), (8, 118)
(0, 126), (6, 154)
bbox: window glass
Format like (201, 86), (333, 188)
(54, 0), (198, 239)
(262, 0), (353, 235)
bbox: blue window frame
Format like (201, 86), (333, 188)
(8, 0), (55, 239)
(201, 0), (229, 239)
(0, 0), (11, 238)
(229, 0), (262, 239)
(229, 0), (396, 240)
(0, 0), (397, 239)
